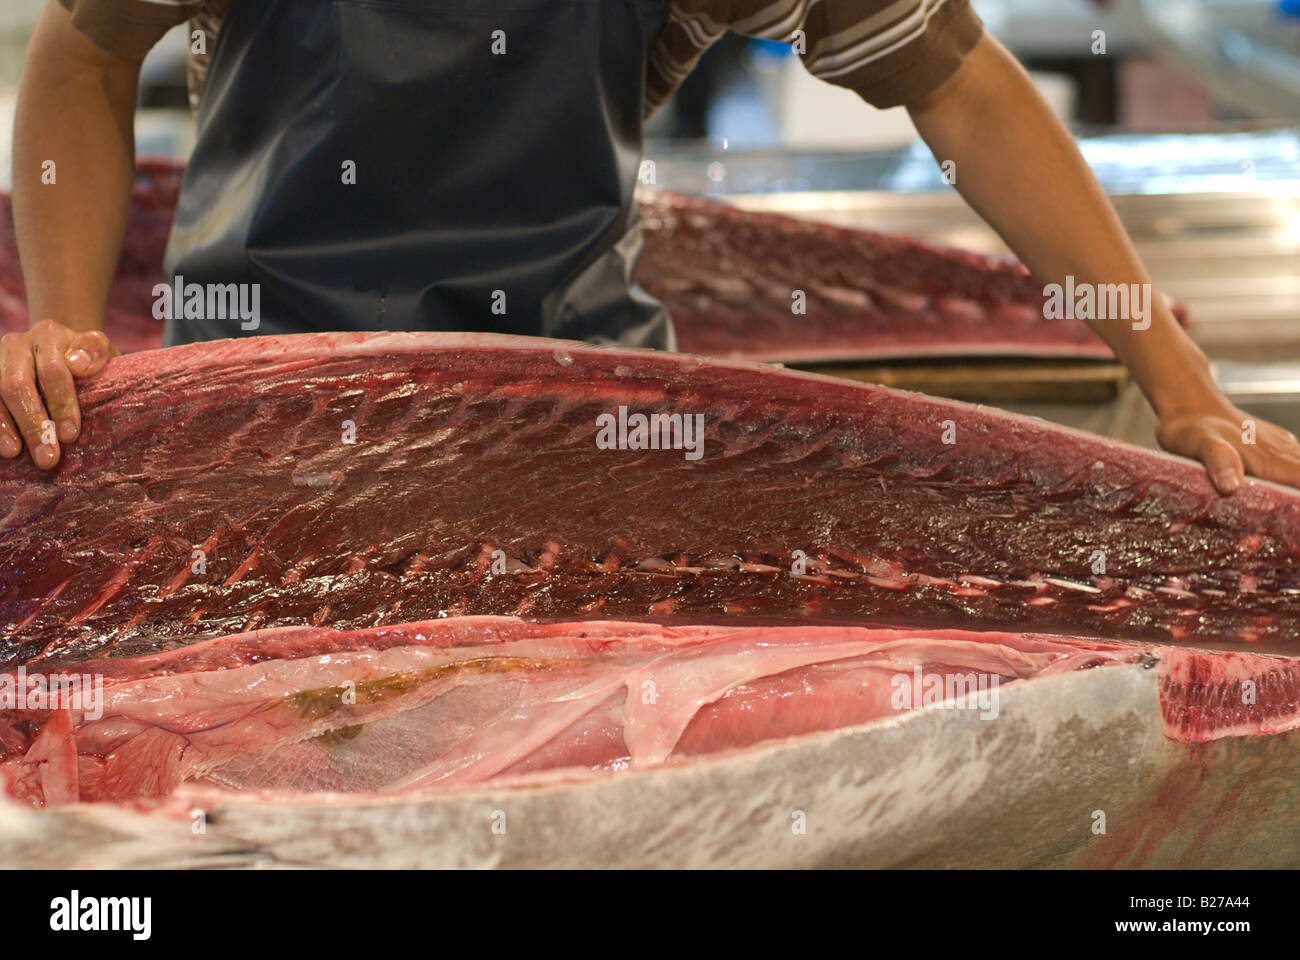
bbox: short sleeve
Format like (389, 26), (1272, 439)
(729, 0), (986, 109)
(56, 0), (204, 59)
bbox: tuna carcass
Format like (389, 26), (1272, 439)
(0, 333), (1297, 867)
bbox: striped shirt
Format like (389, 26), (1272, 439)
(58, 0), (983, 113)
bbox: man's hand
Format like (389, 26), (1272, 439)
(0, 319), (116, 469)
(3, 0), (140, 470)
(1156, 394), (1300, 496)
(907, 35), (1300, 496)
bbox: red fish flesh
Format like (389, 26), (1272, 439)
(2, 332), (1297, 670)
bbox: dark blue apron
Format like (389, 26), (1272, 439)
(163, 0), (672, 348)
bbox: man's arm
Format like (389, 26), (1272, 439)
(907, 32), (1300, 494)
(2, 0), (140, 469)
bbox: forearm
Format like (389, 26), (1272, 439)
(13, 1), (140, 332)
(906, 34), (1215, 418)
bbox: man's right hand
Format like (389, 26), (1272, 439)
(0, 319), (117, 469)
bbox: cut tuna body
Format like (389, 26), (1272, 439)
(0, 331), (1297, 818)
(0, 149), (1283, 864)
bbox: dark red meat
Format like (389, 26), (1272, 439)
(639, 189), (1190, 362)
(2, 331), (1298, 672)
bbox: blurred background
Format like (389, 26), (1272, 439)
(4, 0), (1298, 149)
(0, 0), (1298, 439)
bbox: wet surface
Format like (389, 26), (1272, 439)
(3, 333), (1299, 668)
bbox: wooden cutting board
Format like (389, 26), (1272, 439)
(793, 358), (1128, 404)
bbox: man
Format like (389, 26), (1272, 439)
(4, 0), (1299, 494)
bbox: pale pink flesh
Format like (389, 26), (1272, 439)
(4, 616), (1297, 808)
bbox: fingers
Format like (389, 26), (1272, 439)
(1198, 435), (1244, 495)
(0, 333), (25, 458)
(0, 331), (59, 469)
(0, 324), (117, 469)
(1162, 412), (1300, 494)
(45, 328), (117, 444)
(0, 391), (19, 459)
(30, 318), (80, 445)
(64, 329), (117, 376)
(1155, 406), (1300, 495)
(1157, 415), (1241, 494)
(34, 336), (80, 443)
(1242, 422), (1300, 490)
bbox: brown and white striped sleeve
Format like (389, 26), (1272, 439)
(646, 0), (985, 114)
(56, 0), (203, 59)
